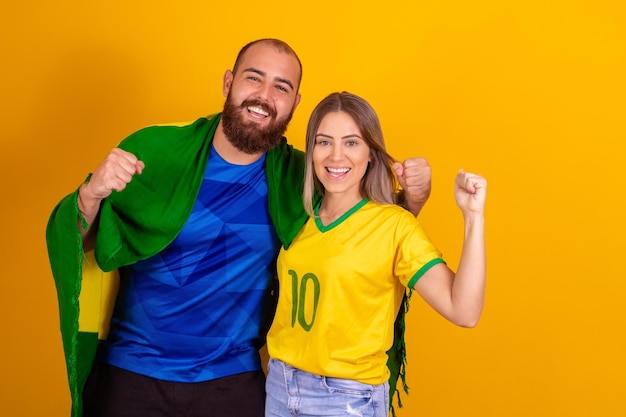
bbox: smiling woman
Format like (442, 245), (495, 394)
(312, 111), (372, 223)
(264, 91), (488, 417)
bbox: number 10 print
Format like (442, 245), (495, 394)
(289, 270), (320, 331)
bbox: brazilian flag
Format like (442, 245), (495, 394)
(46, 190), (120, 417)
(45, 113), (410, 416)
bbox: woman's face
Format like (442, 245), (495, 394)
(312, 111), (371, 200)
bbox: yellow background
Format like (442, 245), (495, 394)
(1, 1), (625, 416)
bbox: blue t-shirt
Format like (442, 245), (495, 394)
(100, 145), (280, 382)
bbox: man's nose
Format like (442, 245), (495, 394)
(256, 82), (272, 102)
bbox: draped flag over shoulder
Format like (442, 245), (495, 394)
(45, 112), (409, 416)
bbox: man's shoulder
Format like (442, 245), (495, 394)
(126, 114), (219, 138)
(144, 113), (220, 130)
(118, 114), (221, 152)
(269, 136), (304, 161)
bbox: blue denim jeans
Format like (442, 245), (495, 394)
(265, 358), (389, 417)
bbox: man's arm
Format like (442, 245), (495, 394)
(78, 148), (145, 251)
(393, 157), (432, 216)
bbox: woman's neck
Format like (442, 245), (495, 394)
(318, 194), (364, 225)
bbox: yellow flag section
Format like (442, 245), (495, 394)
(78, 251), (119, 340)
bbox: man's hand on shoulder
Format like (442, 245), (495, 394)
(392, 157), (432, 217)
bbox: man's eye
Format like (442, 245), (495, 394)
(276, 85), (288, 93)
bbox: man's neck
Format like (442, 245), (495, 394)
(213, 122), (265, 165)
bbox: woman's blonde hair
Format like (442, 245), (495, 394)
(303, 92), (399, 216)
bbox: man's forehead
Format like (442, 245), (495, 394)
(238, 43), (301, 79)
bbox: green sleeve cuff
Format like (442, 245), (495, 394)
(408, 258), (446, 289)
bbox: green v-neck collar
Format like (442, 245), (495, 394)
(314, 198), (368, 232)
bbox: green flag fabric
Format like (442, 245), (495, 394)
(46, 113), (410, 416)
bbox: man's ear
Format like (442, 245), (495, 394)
(223, 70), (234, 97)
(293, 93), (302, 110)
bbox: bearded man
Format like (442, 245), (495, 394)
(46, 38), (432, 417)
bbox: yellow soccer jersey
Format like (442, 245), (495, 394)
(267, 199), (445, 385)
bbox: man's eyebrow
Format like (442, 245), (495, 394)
(275, 77), (295, 91)
(242, 67), (265, 77)
(242, 67), (295, 91)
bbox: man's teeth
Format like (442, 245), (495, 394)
(327, 167), (350, 174)
(248, 106), (269, 117)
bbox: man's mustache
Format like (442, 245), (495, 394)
(240, 99), (277, 119)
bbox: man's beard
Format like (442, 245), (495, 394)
(221, 95), (294, 154)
